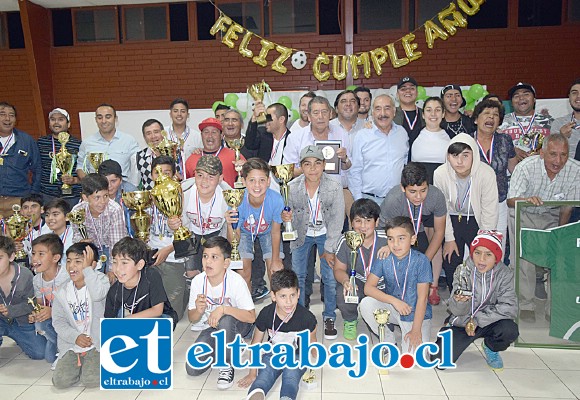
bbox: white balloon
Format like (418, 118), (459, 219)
(291, 51), (307, 70)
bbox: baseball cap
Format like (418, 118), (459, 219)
(98, 159), (125, 178)
(397, 76), (418, 89)
(199, 117), (222, 132)
(470, 230), (504, 264)
(508, 82), (536, 99)
(441, 84), (467, 108)
(300, 145), (325, 162)
(196, 155), (223, 176)
(48, 108), (70, 121)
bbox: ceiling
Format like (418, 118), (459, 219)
(1, 0), (196, 12)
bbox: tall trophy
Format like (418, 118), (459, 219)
(49, 132), (75, 195)
(27, 297), (45, 335)
(122, 191), (153, 243)
(343, 231), (365, 304)
(150, 165), (195, 258)
(66, 209), (89, 240)
(226, 138), (245, 188)
(87, 152), (106, 172)
(373, 308), (391, 375)
(271, 164), (298, 241)
(6, 205), (31, 260)
(223, 189), (245, 269)
(154, 130), (180, 159)
(454, 260), (473, 297)
(248, 81), (270, 124)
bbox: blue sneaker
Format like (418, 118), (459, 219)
(482, 342), (504, 371)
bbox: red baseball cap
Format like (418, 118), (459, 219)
(199, 117), (222, 132)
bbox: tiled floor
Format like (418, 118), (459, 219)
(1, 289), (579, 400)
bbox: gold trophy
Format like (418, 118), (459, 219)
(373, 308), (391, 375)
(454, 260), (473, 297)
(223, 189), (245, 270)
(248, 81), (269, 124)
(87, 152), (106, 172)
(271, 164), (298, 241)
(66, 209), (89, 240)
(150, 165), (195, 258)
(226, 138), (245, 188)
(154, 130), (180, 160)
(49, 132), (75, 195)
(5, 205), (31, 260)
(122, 191), (153, 243)
(300, 368), (317, 390)
(27, 297), (45, 335)
(344, 231), (365, 304)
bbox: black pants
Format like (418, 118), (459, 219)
(434, 319), (519, 363)
(442, 215), (479, 292)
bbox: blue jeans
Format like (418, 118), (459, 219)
(0, 318), (46, 360)
(249, 352), (306, 400)
(291, 234), (336, 320)
(36, 318), (58, 363)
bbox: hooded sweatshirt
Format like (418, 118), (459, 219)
(433, 133), (498, 242)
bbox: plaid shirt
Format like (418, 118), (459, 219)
(71, 199), (128, 247)
(507, 155), (580, 214)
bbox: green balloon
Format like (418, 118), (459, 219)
(224, 93), (239, 107)
(482, 89), (489, 98)
(291, 109), (299, 121)
(417, 86), (427, 100)
(241, 111), (247, 119)
(468, 84), (484, 100)
(212, 101), (227, 113)
(465, 100), (476, 111)
(278, 96), (293, 110)
(462, 89), (471, 101)
(346, 85), (358, 91)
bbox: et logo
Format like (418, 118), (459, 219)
(100, 319), (173, 390)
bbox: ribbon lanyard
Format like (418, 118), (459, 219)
(203, 275), (227, 305)
(392, 253), (411, 301)
(0, 265), (21, 307)
(27, 221), (42, 243)
(121, 274), (141, 316)
(359, 231), (376, 278)
(59, 226), (70, 243)
(270, 132), (288, 163)
(470, 268), (495, 318)
(250, 201), (266, 242)
(152, 204), (167, 238)
(204, 146), (223, 158)
(403, 108), (418, 131)
(514, 112), (536, 136)
(197, 191), (216, 236)
(0, 133), (14, 155)
(307, 184), (321, 227)
(86, 207), (104, 248)
(406, 199), (423, 238)
(270, 307), (295, 341)
(42, 269), (59, 307)
(456, 177), (472, 214)
(476, 134), (494, 165)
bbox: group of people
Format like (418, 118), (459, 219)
(0, 75), (578, 399)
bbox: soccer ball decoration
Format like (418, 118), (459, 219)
(291, 51), (307, 70)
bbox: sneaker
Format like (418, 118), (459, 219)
(520, 310), (536, 323)
(217, 367), (234, 389)
(324, 318), (337, 340)
(51, 353), (59, 371)
(481, 342), (503, 371)
(246, 388), (265, 400)
(343, 320), (358, 340)
(251, 286), (270, 302)
(428, 285), (440, 305)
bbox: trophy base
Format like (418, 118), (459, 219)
(62, 186), (72, 195)
(256, 113), (268, 125)
(174, 238), (198, 259)
(300, 369), (317, 390)
(15, 250), (28, 261)
(234, 181), (245, 189)
(454, 289), (473, 297)
(229, 260), (243, 270)
(282, 230), (298, 241)
(145, 248), (158, 267)
(344, 295), (359, 304)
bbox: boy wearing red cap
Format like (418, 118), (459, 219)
(433, 230), (518, 371)
(185, 118), (245, 187)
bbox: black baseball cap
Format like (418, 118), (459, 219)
(508, 82), (536, 99)
(397, 76), (418, 89)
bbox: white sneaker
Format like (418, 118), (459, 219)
(246, 388), (265, 400)
(51, 354), (59, 371)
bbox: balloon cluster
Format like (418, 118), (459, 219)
(462, 84), (489, 111)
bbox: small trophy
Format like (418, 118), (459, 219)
(122, 191), (153, 243)
(150, 166), (196, 258)
(49, 132), (75, 195)
(373, 308), (391, 375)
(87, 152), (106, 172)
(454, 261), (473, 297)
(226, 138), (245, 188)
(223, 189), (245, 270)
(27, 297), (45, 335)
(344, 231), (365, 304)
(6, 205), (31, 260)
(271, 164), (298, 241)
(66, 209), (89, 240)
(248, 81), (270, 124)
(516, 130), (545, 155)
(300, 368), (317, 390)
(154, 130), (179, 160)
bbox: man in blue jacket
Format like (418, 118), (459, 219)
(0, 102), (41, 217)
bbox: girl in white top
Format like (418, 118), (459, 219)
(411, 97), (451, 183)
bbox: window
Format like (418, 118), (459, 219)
(519, 0), (562, 27)
(196, 1), (215, 40)
(357, 0), (403, 31)
(124, 6), (168, 41)
(468, 0), (507, 29)
(169, 3), (189, 41)
(74, 8), (117, 43)
(319, 0), (341, 34)
(52, 9), (74, 47)
(7, 12), (24, 49)
(219, 1), (261, 34)
(417, 0), (450, 27)
(0, 14), (7, 48)
(271, 0), (316, 34)
(568, 0), (580, 22)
